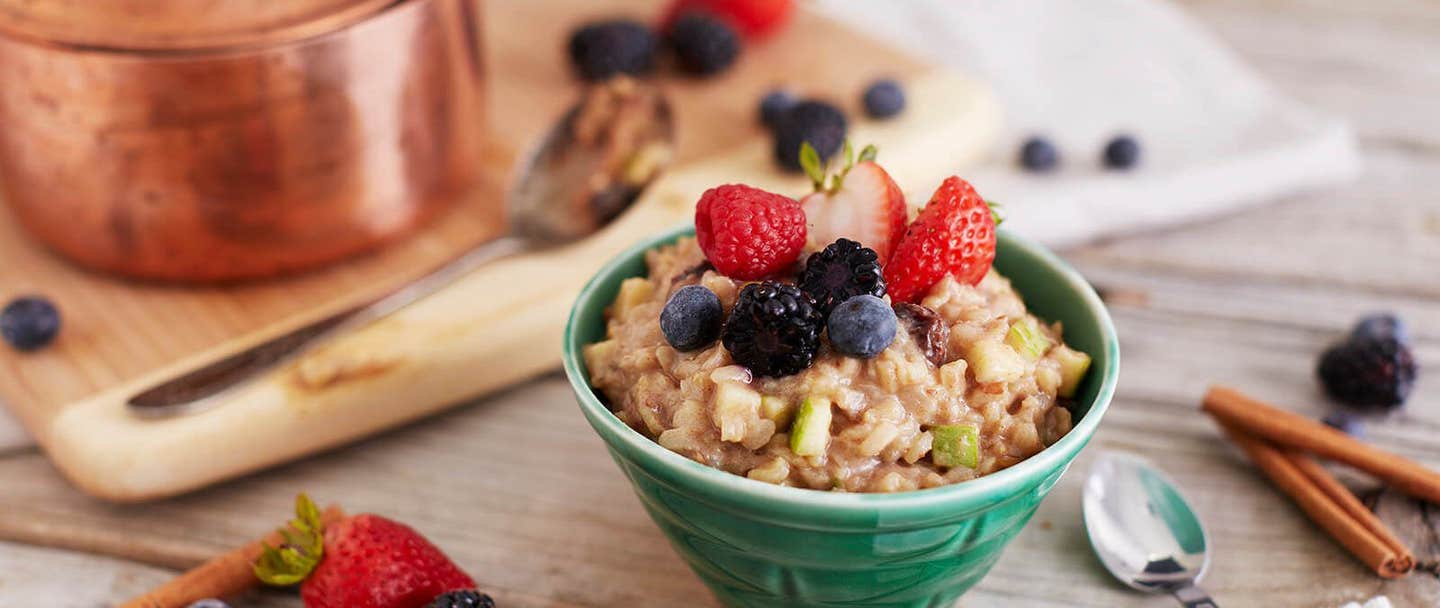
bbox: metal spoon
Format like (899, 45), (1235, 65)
(1084, 451), (1219, 608)
(127, 78), (674, 418)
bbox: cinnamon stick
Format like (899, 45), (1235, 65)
(119, 505), (346, 608)
(1203, 386), (1440, 504)
(1219, 422), (1414, 578)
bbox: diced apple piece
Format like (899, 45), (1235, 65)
(760, 395), (795, 428)
(931, 424), (979, 469)
(1006, 317), (1052, 362)
(1053, 344), (1093, 398)
(789, 396), (832, 457)
(582, 339), (618, 372)
(714, 381), (762, 443)
(614, 277), (654, 315)
(967, 341), (1026, 384)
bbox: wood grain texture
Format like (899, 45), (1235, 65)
(3, 0), (1440, 606)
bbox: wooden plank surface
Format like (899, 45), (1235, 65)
(3, 0), (1440, 606)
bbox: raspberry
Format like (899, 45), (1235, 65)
(695, 184), (806, 280)
(567, 20), (657, 82)
(722, 281), (823, 377)
(798, 238), (885, 316)
(884, 177), (997, 304)
(1317, 335), (1417, 412)
(667, 13), (741, 76)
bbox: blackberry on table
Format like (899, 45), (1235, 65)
(568, 19), (657, 81)
(773, 100), (847, 172)
(425, 590), (497, 608)
(862, 78), (906, 119)
(1317, 335), (1417, 412)
(799, 238), (885, 316)
(1, 295), (60, 352)
(668, 13), (740, 76)
(722, 281), (823, 377)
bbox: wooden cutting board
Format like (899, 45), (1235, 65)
(0, 0), (1000, 502)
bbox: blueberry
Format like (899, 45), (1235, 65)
(660, 285), (723, 351)
(773, 100), (847, 172)
(862, 78), (906, 119)
(1321, 412), (1365, 438)
(826, 295), (897, 359)
(1102, 134), (1141, 170)
(1, 296), (60, 352)
(759, 89), (796, 131)
(186, 601), (232, 608)
(1019, 136), (1059, 172)
(1352, 312), (1408, 345)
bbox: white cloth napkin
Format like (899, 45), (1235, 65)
(815, 0), (1357, 248)
(0, 0), (1357, 451)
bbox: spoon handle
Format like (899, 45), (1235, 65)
(1173, 584), (1218, 608)
(125, 235), (532, 417)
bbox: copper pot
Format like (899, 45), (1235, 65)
(0, 0), (487, 281)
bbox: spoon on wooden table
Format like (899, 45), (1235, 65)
(1085, 450), (1219, 608)
(125, 78), (674, 418)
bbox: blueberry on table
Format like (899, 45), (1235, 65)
(773, 100), (847, 172)
(722, 281), (823, 377)
(1352, 312), (1408, 345)
(661, 285), (724, 351)
(861, 78), (906, 119)
(1019, 136), (1060, 172)
(568, 19), (657, 81)
(827, 295), (897, 359)
(425, 589), (497, 608)
(1316, 334), (1417, 412)
(1, 295), (60, 352)
(1321, 412), (1365, 438)
(1102, 134), (1142, 170)
(668, 13), (741, 76)
(758, 88), (796, 130)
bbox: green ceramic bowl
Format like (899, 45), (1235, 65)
(562, 225), (1119, 608)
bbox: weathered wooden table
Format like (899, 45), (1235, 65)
(3, 0), (1438, 606)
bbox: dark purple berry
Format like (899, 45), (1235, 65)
(425, 589), (496, 608)
(660, 285), (723, 351)
(568, 19), (657, 81)
(798, 238), (885, 316)
(758, 89), (796, 131)
(773, 100), (847, 172)
(862, 78), (906, 119)
(1317, 335), (1417, 412)
(1102, 134), (1141, 170)
(1321, 412), (1365, 438)
(827, 295), (897, 358)
(1019, 136), (1059, 172)
(721, 281), (822, 377)
(668, 13), (740, 76)
(1352, 313), (1408, 345)
(1, 296), (60, 352)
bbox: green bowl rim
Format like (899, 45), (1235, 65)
(562, 224), (1119, 514)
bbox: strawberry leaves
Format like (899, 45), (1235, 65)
(799, 140), (879, 195)
(254, 493), (327, 586)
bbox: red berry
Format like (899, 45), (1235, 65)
(696, 184), (806, 280)
(800, 161), (908, 262)
(301, 515), (475, 608)
(884, 177), (997, 304)
(661, 0), (795, 40)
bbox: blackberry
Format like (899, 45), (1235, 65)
(661, 285), (724, 351)
(862, 78), (906, 119)
(758, 88), (796, 131)
(798, 238), (885, 316)
(1102, 134), (1141, 170)
(1, 295), (60, 352)
(827, 295), (897, 359)
(567, 19), (657, 81)
(1019, 136), (1059, 172)
(425, 590), (496, 608)
(894, 302), (949, 366)
(186, 601), (231, 608)
(773, 100), (847, 172)
(668, 13), (741, 76)
(1317, 335), (1417, 412)
(722, 281), (823, 377)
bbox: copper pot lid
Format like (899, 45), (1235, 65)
(0, 0), (401, 52)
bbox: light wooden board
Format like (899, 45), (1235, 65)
(0, 0), (999, 501)
(4, 0), (1440, 606)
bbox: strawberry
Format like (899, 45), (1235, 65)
(884, 176), (998, 304)
(797, 142), (907, 262)
(695, 183), (807, 280)
(660, 0), (794, 40)
(256, 495), (475, 608)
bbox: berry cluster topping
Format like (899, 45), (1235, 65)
(722, 282), (823, 377)
(884, 176), (998, 303)
(1317, 313), (1418, 412)
(667, 13), (741, 76)
(1, 295), (60, 352)
(695, 183), (807, 280)
(661, 285), (724, 351)
(799, 238), (886, 316)
(567, 20), (657, 82)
